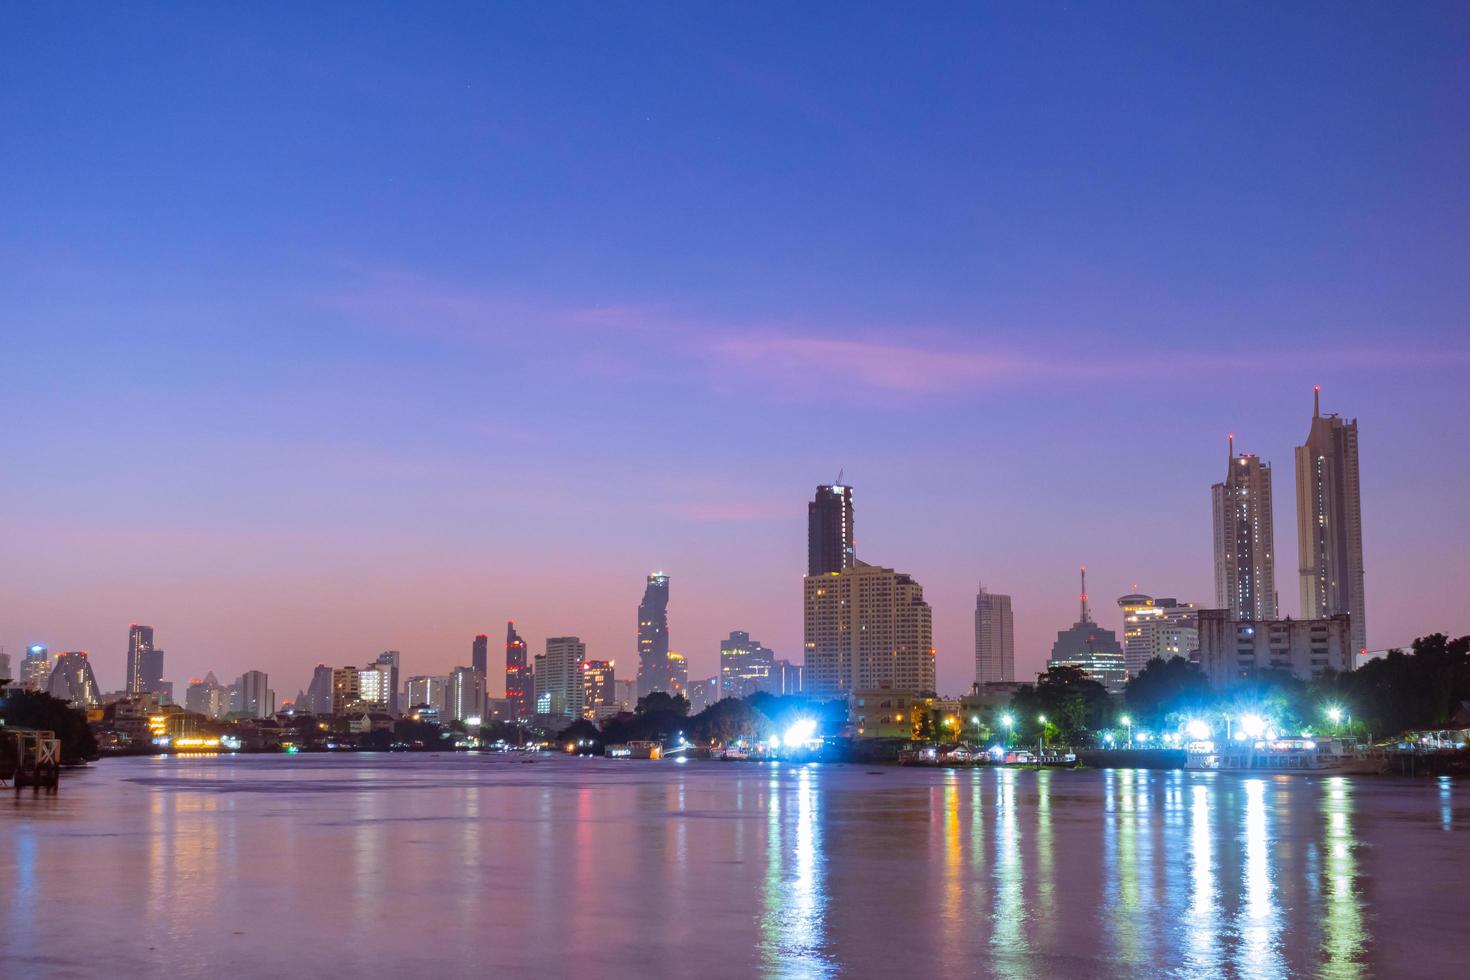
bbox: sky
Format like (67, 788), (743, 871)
(3, 2), (1469, 699)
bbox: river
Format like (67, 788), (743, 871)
(2, 755), (1465, 978)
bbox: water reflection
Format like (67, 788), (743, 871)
(1238, 779), (1285, 978)
(760, 764), (831, 977)
(1186, 782), (1221, 974)
(1320, 778), (1365, 977)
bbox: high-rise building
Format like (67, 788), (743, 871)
(581, 660), (616, 720)
(373, 651), (401, 715)
(126, 624), (164, 696)
(1212, 438), (1278, 620)
(20, 644), (50, 689)
(803, 563), (935, 697)
(1197, 609), (1353, 686)
(689, 675), (721, 714)
(306, 664), (335, 715)
(446, 666), (487, 723)
(357, 663), (394, 712)
(331, 667), (362, 715)
(635, 572), (672, 698)
(472, 634), (489, 677)
(404, 675), (449, 715)
(185, 672), (230, 719)
(666, 651), (688, 700)
(0, 649), (10, 682)
(773, 659), (803, 695)
(542, 637), (586, 718)
(532, 652), (548, 714)
(1048, 568), (1127, 694)
(719, 630), (776, 699)
(505, 622), (530, 717)
(614, 678), (636, 713)
(1296, 386), (1367, 657)
(47, 651), (101, 707)
(808, 482), (855, 576)
(974, 587), (1015, 685)
(1117, 594), (1200, 676)
(234, 670), (272, 719)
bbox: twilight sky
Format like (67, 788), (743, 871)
(3, 3), (1468, 699)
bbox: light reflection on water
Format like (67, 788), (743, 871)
(2, 756), (1467, 979)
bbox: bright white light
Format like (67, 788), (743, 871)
(1001, 713), (1014, 728)
(768, 734), (782, 749)
(1326, 706), (1343, 724)
(1240, 714), (1266, 739)
(784, 718), (818, 746)
(1186, 719), (1211, 740)
(466, 716), (482, 727)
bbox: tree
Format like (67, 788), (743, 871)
(635, 692), (689, 717)
(687, 698), (770, 745)
(1124, 657), (1210, 729)
(0, 686), (99, 764)
(1007, 665), (1113, 745)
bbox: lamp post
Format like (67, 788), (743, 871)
(1001, 713), (1015, 748)
(1038, 714), (1047, 763)
(1120, 714), (1133, 749)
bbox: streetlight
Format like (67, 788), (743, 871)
(1120, 714), (1133, 748)
(1038, 714), (1048, 754)
(1001, 712), (1015, 747)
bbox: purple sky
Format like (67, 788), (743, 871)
(3, 3), (1468, 698)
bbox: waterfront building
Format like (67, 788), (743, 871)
(581, 659), (616, 720)
(1212, 438), (1278, 620)
(636, 572), (673, 698)
(808, 482), (856, 576)
(719, 630), (776, 699)
(47, 651), (101, 707)
(472, 634), (489, 677)
(404, 675), (449, 716)
(849, 688), (924, 740)
(233, 670), (272, 719)
(1048, 568), (1127, 694)
(1295, 387), (1367, 657)
(542, 637), (586, 718)
(1117, 594), (1200, 676)
(306, 664), (334, 715)
(804, 563), (935, 697)
(974, 587), (1015, 685)
(1197, 609), (1353, 685)
(446, 666), (487, 722)
(773, 659), (803, 695)
(20, 644), (50, 689)
(374, 651), (401, 715)
(505, 621), (530, 717)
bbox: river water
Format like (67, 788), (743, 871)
(1, 755), (1465, 978)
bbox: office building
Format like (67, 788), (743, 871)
(804, 563), (935, 697)
(185, 672), (229, 719)
(666, 651), (688, 700)
(581, 659), (617, 720)
(472, 634), (489, 677)
(1048, 568), (1127, 694)
(1212, 438), (1278, 620)
(47, 651), (102, 707)
(974, 587), (1015, 685)
(532, 652), (548, 713)
(1197, 609), (1353, 685)
(357, 663), (394, 713)
(808, 482), (855, 576)
(233, 670), (272, 719)
(719, 630), (776, 699)
(20, 644), (50, 689)
(306, 665), (334, 716)
(374, 651), (401, 715)
(404, 675), (449, 715)
(614, 678), (636, 713)
(0, 649), (9, 683)
(1117, 594), (1200, 676)
(1296, 387), (1367, 657)
(505, 621), (530, 717)
(689, 675), (720, 714)
(126, 624), (165, 697)
(635, 572), (673, 698)
(446, 666), (487, 723)
(542, 637), (586, 718)
(773, 659), (803, 695)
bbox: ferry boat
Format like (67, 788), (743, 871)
(1185, 736), (1380, 774)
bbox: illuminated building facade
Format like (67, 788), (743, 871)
(635, 572), (672, 698)
(850, 688), (924, 740)
(1212, 439), (1278, 620)
(1048, 568), (1127, 694)
(804, 563), (935, 697)
(581, 659), (617, 720)
(404, 675), (449, 715)
(185, 672), (230, 719)
(974, 587), (1015, 684)
(374, 651), (401, 715)
(47, 651), (101, 707)
(542, 637), (586, 718)
(20, 644), (50, 689)
(233, 669), (273, 719)
(125, 624), (165, 697)
(773, 659), (803, 694)
(446, 666), (487, 722)
(718, 630), (775, 699)
(1117, 594), (1200, 676)
(505, 621), (530, 717)
(808, 482), (855, 576)
(1197, 608), (1353, 685)
(1295, 387), (1367, 657)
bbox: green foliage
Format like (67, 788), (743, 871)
(1007, 665), (1114, 745)
(1327, 634), (1470, 736)
(1123, 656), (1210, 729)
(0, 687), (99, 764)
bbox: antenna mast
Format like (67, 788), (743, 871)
(1079, 565), (1090, 624)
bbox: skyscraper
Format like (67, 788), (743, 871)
(1048, 568), (1127, 694)
(719, 630), (776, 699)
(472, 634), (489, 677)
(1117, 594), (1199, 676)
(20, 644), (50, 689)
(581, 659), (616, 720)
(404, 675), (449, 716)
(635, 572), (672, 698)
(974, 587), (1015, 685)
(803, 563), (934, 696)
(808, 482), (855, 576)
(542, 637), (586, 718)
(1212, 437), (1278, 620)
(126, 624), (163, 696)
(306, 664), (335, 715)
(235, 670), (272, 719)
(1296, 386), (1367, 658)
(185, 673), (229, 719)
(47, 651), (101, 707)
(0, 649), (9, 682)
(505, 621), (530, 717)
(374, 651), (401, 715)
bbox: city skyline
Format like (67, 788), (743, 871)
(4, 6), (1470, 695)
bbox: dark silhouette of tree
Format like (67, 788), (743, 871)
(1124, 656), (1210, 728)
(635, 692), (689, 717)
(1008, 665), (1113, 745)
(0, 687), (99, 764)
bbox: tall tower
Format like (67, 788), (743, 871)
(505, 622), (530, 717)
(803, 563), (934, 697)
(471, 634), (489, 677)
(1212, 437), (1278, 620)
(543, 637), (587, 718)
(974, 587), (1015, 685)
(635, 572), (671, 698)
(1296, 386), (1367, 657)
(808, 482), (855, 576)
(373, 651), (401, 715)
(126, 624), (158, 695)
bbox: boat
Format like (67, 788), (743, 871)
(1185, 736), (1381, 774)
